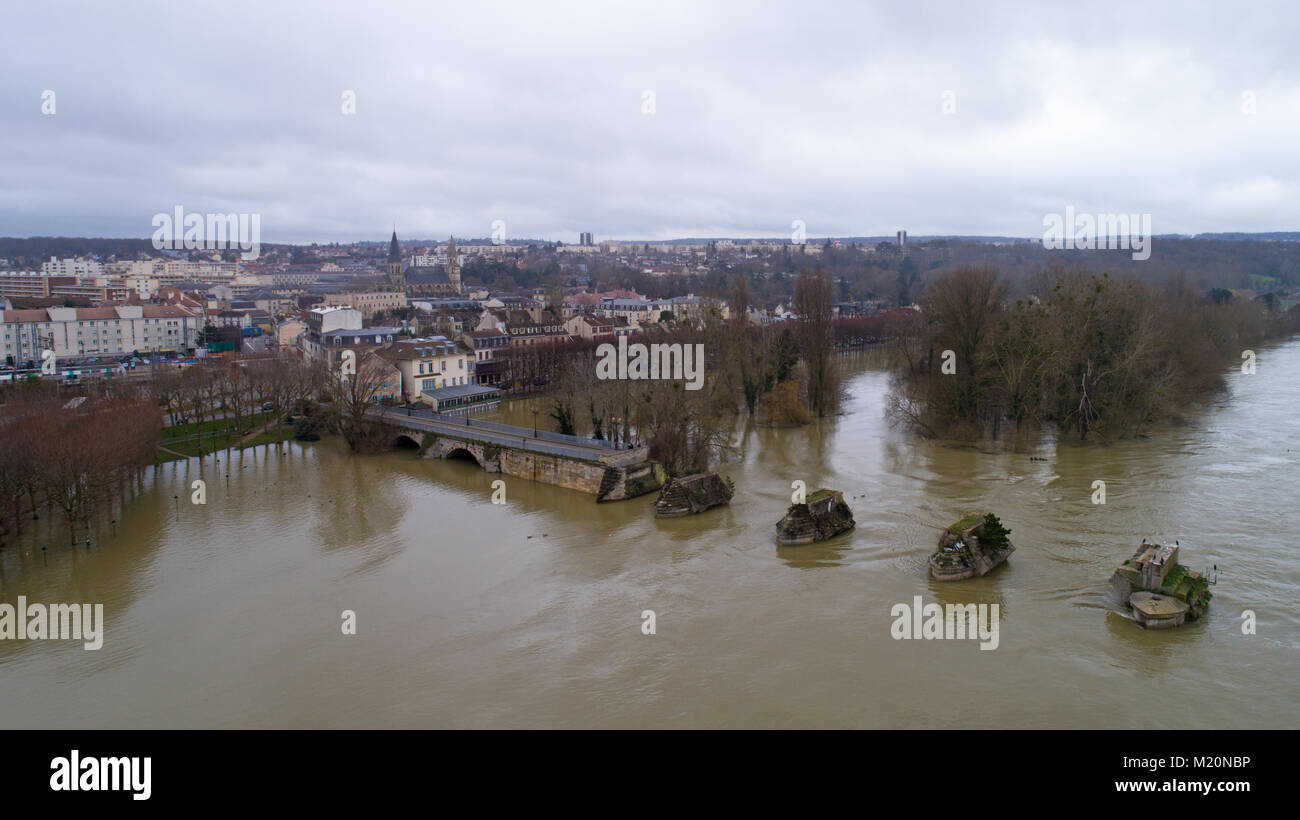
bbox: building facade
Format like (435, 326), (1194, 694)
(0, 305), (200, 364)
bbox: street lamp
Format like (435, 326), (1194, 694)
(532, 408), (539, 438)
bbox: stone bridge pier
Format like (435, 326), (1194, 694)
(399, 428), (666, 502)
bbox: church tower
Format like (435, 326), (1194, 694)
(386, 230), (403, 286)
(446, 235), (461, 293)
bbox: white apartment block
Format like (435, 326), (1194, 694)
(154, 260), (241, 283)
(308, 305), (363, 334)
(125, 275), (158, 299)
(0, 305), (201, 364)
(105, 260), (162, 278)
(41, 257), (104, 278)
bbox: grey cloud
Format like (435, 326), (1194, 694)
(2, 0), (1298, 243)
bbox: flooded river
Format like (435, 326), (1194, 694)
(2, 342), (1297, 728)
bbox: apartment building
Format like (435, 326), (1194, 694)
(301, 326), (404, 367)
(343, 291), (407, 318)
(307, 306), (363, 334)
(41, 257), (104, 278)
(596, 297), (655, 325)
(270, 271), (321, 288)
(0, 304), (200, 364)
(563, 313), (616, 341)
(376, 336), (473, 403)
(465, 329), (509, 385)
(276, 318), (305, 349)
(0, 272), (67, 300)
(212, 310), (252, 329)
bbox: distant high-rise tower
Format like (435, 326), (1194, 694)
(897, 230), (907, 247)
(579, 231), (594, 246)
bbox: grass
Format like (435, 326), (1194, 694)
(949, 512), (987, 532)
(156, 411), (292, 462)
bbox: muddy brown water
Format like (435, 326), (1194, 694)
(1, 343), (1297, 728)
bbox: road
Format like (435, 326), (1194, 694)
(375, 407), (644, 462)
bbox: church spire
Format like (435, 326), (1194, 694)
(446, 235), (461, 293)
(388, 229), (401, 263)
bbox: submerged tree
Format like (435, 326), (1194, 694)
(793, 266), (842, 417)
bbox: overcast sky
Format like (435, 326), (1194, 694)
(2, 0), (1298, 244)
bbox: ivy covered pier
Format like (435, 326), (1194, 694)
(929, 513), (1015, 580)
(1110, 541), (1212, 629)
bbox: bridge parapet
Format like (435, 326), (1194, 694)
(421, 410), (631, 453)
(385, 411), (663, 501)
(597, 446), (651, 467)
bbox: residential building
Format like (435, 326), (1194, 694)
(308, 306), (363, 334)
(0, 304), (200, 364)
(563, 312), (615, 341)
(465, 329), (509, 385)
(376, 336), (475, 404)
(41, 257), (104, 278)
(303, 326), (404, 366)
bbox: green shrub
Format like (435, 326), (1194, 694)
(981, 513), (1011, 550)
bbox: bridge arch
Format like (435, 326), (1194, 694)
(392, 433), (421, 450)
(443, 446), (483, 467)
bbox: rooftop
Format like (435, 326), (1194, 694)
(421, 383), (501, 401)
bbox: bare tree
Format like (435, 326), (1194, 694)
(793, 266), (842, 416)
(331, 352), (397, 452)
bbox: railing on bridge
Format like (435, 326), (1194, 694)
(402, 408), (633, 452)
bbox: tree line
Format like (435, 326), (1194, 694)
(0, 381), (159, 546)
(888, 264), (1300, 442)
(535, 268), (854, 476)
(0, 356), (326, 546)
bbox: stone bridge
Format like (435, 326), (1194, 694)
(377, 408), (666, 502)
